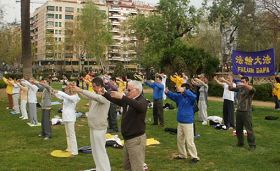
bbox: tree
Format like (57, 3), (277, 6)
(160, 40), (219, 77)
(21, 0), (32, 78)
(131, 0), (201, 70)
(80, 1), (112, 71)
(0, 25), (22, 65)
(207, 0), (245, 67)
(184, 18), (221, 58)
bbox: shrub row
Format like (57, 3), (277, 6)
(0, 80), (6, 89)
(208, 82), (273, 102)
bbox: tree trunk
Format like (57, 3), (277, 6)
(21, 0), (33, 78)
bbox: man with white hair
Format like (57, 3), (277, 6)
(102, 80), (148, 171)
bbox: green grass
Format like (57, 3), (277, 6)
(0, 86), (280, 171)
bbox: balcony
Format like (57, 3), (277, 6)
(109, 14), (122, 19)
(113, 35), (122, 40)
(111, 21), (120, 26)
(111, 28), (120, 33)
(109, 8), (121, 12)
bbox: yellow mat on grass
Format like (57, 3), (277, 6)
(50, 150), (72, 158)
(106, 133), (160, 146)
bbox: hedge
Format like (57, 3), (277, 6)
(0, 79), (6, 89)
(208, 82), (273, 102)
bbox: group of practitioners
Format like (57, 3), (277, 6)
(2, 70), (258, 170)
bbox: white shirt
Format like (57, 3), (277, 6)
(13, 84), (20, 94)
(222, 83), (236, 101)
(21, 80), (39, 103)
(161, 74), (167, 100)
(55, 91), (80, 122)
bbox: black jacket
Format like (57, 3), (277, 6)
(103, 93), (148, 140)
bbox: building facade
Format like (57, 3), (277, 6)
(31, 0), (154, 75)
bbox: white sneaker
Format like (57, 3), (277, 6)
(202, 121), (208, 125)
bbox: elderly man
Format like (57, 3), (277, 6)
(102, 80), (148, 171)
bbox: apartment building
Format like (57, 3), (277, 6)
(31, 0), (154, 75)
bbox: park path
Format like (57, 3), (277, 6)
(144, 88), (274, 108)
(0, 88), (274, 108)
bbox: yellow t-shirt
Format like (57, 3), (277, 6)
(3, 77), (14, 95)
(272, 83), (280, 99)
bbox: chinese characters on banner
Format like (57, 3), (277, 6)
(231, 48), (275, 77)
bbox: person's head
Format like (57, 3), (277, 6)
(155, 75), (162, 83)
(227, 74), (233, 82)
(176, 83), (190, 93)
(126, 80), (142, 99)
(65, 84), (75, 95)
(240, 76), (249, 85)
(275, 76), (280, 83)
(92, 77), (104, 93)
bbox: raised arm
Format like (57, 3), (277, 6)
(121, 95), (147, 113)
(214, 76), (224, 86)
(80, 89), (108, 104)
(55, 91), (79, 103)
(103, 92), (125, 107)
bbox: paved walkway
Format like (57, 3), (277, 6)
(144, 88), (274, 108)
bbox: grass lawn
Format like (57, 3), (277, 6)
(0, 84), (280, 171)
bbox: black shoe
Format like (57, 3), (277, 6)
(191, 158), (199, 163)
(236, 143), (244, 147)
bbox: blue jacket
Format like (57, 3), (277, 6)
(166, 89), (197, 123)
(145, 81), (164, 100)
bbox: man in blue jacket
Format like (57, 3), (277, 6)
(145, 75), (164, 126)
(165, 83), (200, 163)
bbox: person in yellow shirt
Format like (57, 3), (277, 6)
(170, 73), (185, 88)
(116, 77), (127, 93)
(272, 76), (280, 110)
(3, 76), (14, 109)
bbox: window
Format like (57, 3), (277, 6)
(46, 53), (53, 58)
(56, 6), (58, 11)
(59, 22), (62, 27)
(55, 30), (58, 34)
(65, 7), (74, 12)
(64, 53), (73, 58)
(47, 6), (55, 11)
(47, 14), (54, 18)
(55, 22), (58, 27)
(46, 21), (54, 27)
(46, 29), (54, 34)
(59, 30), (62, 34)
(59, 7), (62, 12)
(55, 14), (58, 19)
(59, 14), (62, 19)
(65, 15), (73, 20)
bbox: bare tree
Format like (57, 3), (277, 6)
(21, 0), (32, 78)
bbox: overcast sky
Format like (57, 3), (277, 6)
(1, 0), (203, 23)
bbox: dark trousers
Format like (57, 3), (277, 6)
(273, 96), (280, 109)
(153, 99), (164, 126)
(41, 109), (52, 138)
(223, 99), (235, 128)
(108, 103), (118, 131)
(236, 111), (256, 147)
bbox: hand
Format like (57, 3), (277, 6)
(164, 87), (169, 93)
(176, 87), (184, 93)
(72, 86), (82, 93)
(110, 91), (123, 99)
